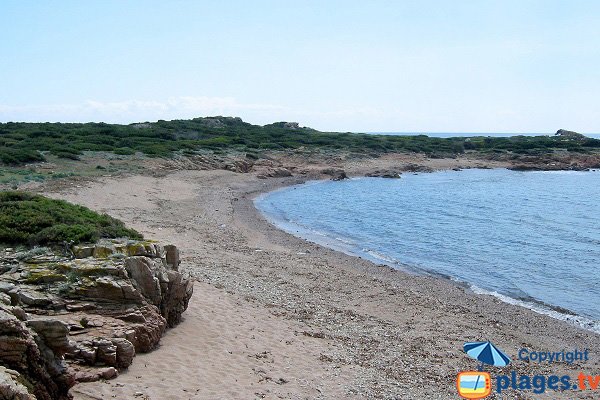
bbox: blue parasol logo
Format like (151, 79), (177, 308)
(463, 341), (511, 369)
(457, 341), (511, 399)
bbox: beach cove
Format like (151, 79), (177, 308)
(33, 154), (600, 399)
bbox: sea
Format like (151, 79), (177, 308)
(255, 168), (600, 333)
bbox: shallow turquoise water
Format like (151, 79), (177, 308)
(255, 169), (600, 331)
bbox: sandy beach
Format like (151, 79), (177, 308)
(38, 156), (600, 399)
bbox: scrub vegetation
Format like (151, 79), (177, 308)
(0, 191), (142, 246)
(1, 117), (599, 165)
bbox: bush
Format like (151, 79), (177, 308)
(0, 118), (597, 165)
(0, 191), (142, 246)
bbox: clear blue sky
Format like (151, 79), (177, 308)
(1, 0), (599, 132)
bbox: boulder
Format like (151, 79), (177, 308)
(365, 169), (402, 178)
(321, 168), (348, 181)
(164, 245), (180, 270)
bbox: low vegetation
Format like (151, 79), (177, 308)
(1, 117), (599, 165)
(0, 191), (142, 246)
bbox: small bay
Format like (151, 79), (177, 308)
(256, 169), (600, 331)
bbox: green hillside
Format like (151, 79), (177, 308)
(1, 117), (599, 165)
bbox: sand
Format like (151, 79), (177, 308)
(40, 161), (600, 399)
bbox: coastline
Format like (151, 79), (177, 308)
(254, 173), (600, 335)
(37, 161), (600, 399)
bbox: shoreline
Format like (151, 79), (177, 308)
(254, 171), (600, 335)
(36, 161), (600, 399)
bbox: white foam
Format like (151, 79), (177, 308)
(470, 285), (600, 334)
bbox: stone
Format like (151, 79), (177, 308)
(100, 367), (118, 380)
(11, 307), (27, 321)
(365, 169), (402, 178)
(0, 366), (36, 400)
(72, 245), (94, 258)
(0, 305), (74, 399)
(94, 339), (117, 366)
(124, 257), (162, 305)
(0, 292), (11, 306)
(111, 338), (135, 368)
(321, 168), (348, 181)
(26, 319), (70, 355)
(0, 240), (192, 389)
(93, 242), (116, 258)
(164, 245), (180, 270)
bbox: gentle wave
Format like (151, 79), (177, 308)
(255, 169), (600, 333)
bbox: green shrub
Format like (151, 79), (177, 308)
(1, 118), (599, 165)
(0, 191), (142, 246)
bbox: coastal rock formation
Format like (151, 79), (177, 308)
(508, 153), (600, 171)
(365, 169), (401, 178)
(0, 240), (193, 398)
(320, 168), (348, 181)
(555, 129), (586, 141)
(256, 167), (293, 179)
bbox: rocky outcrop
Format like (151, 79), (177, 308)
(365, 169), (402, 178)
(0, 306), (74, 400)
(256, 167), (293, 179)
(555, 129), (587, 141)
(508, 154), (600, 171)
(0, 239), (193, 398)
(320, 168), (348, 181)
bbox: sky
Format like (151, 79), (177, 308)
(1, 1), (599, 133)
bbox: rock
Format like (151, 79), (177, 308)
(0, 282), (15, 294)
(0, 292), (11, 306)
(73, 366), (118, 383)
(0, 366), (36, 400)
(261, 167), (293, 178)
(111, 338), (135, 368)
(0, 305), (74, 399)
(164, 245), (180, 270)
(0, 239), (192, 389)
(125, 257), (162, 305)
(93, 338), (117, 366)
(365, 169), (402, 178)
(556, 129), (587, 140)
(11, 307), (27, 321)
(93, 242), (116, 258)
(403, 163), (434, 173)
(100, 367), (118, 380)
(224, 160), (254, 173)
(26, 319), (70, 355)
(72, 245), (94, 258)
(13, 289), (54, 307)
(321, 168), (348, 181)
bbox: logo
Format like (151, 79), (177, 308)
(457, 371), (491, 399)
(457, 341), (510, 399)
(457, 342), (598, 396)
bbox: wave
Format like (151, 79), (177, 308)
(254, 170), (600, 335)
(469, 285), (600, 334)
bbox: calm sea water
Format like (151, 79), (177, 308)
(255, 169), (600, 332)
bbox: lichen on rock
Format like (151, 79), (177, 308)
(0, 239), (193, 398)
